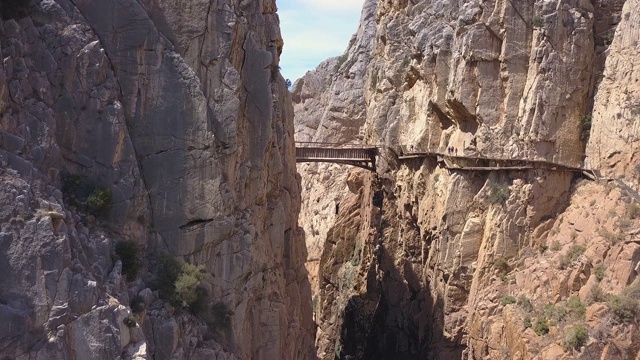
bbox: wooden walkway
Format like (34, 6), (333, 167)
(294, 143), (596, 179)
(397, 146), (596, 179)
(295, 142), (377, 171)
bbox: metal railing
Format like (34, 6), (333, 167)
(294, 142), (377, 171)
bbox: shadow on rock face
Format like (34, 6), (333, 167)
(335, 245), (464, 360)
(0, 0), (33, 20)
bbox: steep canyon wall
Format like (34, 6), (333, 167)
(294, 0), (640, 359)
(0, 0), (314, 359)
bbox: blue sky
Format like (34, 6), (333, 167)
(278, 0), (366, 82)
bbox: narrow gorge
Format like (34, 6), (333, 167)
(0, 0), (639, 359)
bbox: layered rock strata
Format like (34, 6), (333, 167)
(0, 0), (314, 359)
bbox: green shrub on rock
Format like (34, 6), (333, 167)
(123, 315), (137, 328)
(608, 294), (638, 323)
(156, 255), (207, 310)
(487, 180), (510, 204)
(517, 295), (534, 313)
(593, 265), (606, 282)
(174, 263), (206, 308)
(501, 295), (516, 305)
(566, 296), (586, 320)
(87, 186), (112, 215)
(62, 174), (112, 217)
(579, 115), (592, 142)
(494, 256), (509, 274)
(534, 317), (549, 336)
(157, 255), (182, 304)
(563, 325), (589, 351)
(607, 280), (640, 323)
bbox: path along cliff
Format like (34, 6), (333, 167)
(0, 0), (315, 359)
(293, 0), (640, 359)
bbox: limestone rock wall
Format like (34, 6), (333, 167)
(294, 0), (639, 359)
(586, 0), (640, 183)
(292, 0), (378, 317)
(0, 0), (314, 359)
(367, 0), (597, 165)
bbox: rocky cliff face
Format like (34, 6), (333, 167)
(0, 0), (315, 359)
(586, 0), (640, 181)
(294, 0), (639, 359)
(292, 0), (378, 305)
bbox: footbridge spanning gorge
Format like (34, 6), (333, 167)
(295, 142), (377, 171)
(295, 142), (597, 179)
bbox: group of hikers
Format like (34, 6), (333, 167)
(404, 145), (460, 156)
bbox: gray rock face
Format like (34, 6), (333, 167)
(153, 317), (179, 360)
(0, 0), (314, 359)
(69, 306), (123, 360)
(0, 303), (26, 339)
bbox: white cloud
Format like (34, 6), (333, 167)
(277, 0), (365, 80)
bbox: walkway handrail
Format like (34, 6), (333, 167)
(397, 145), (589, 171)
(295, 141), (378, 149)
(295, 143), (377, 171)
(293, 141), (592, 174)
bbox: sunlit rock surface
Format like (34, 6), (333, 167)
(294, 0), (639, 359)
(586, 0), (640, 181)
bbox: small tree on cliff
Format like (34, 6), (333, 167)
(156, 255), (207, 310)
